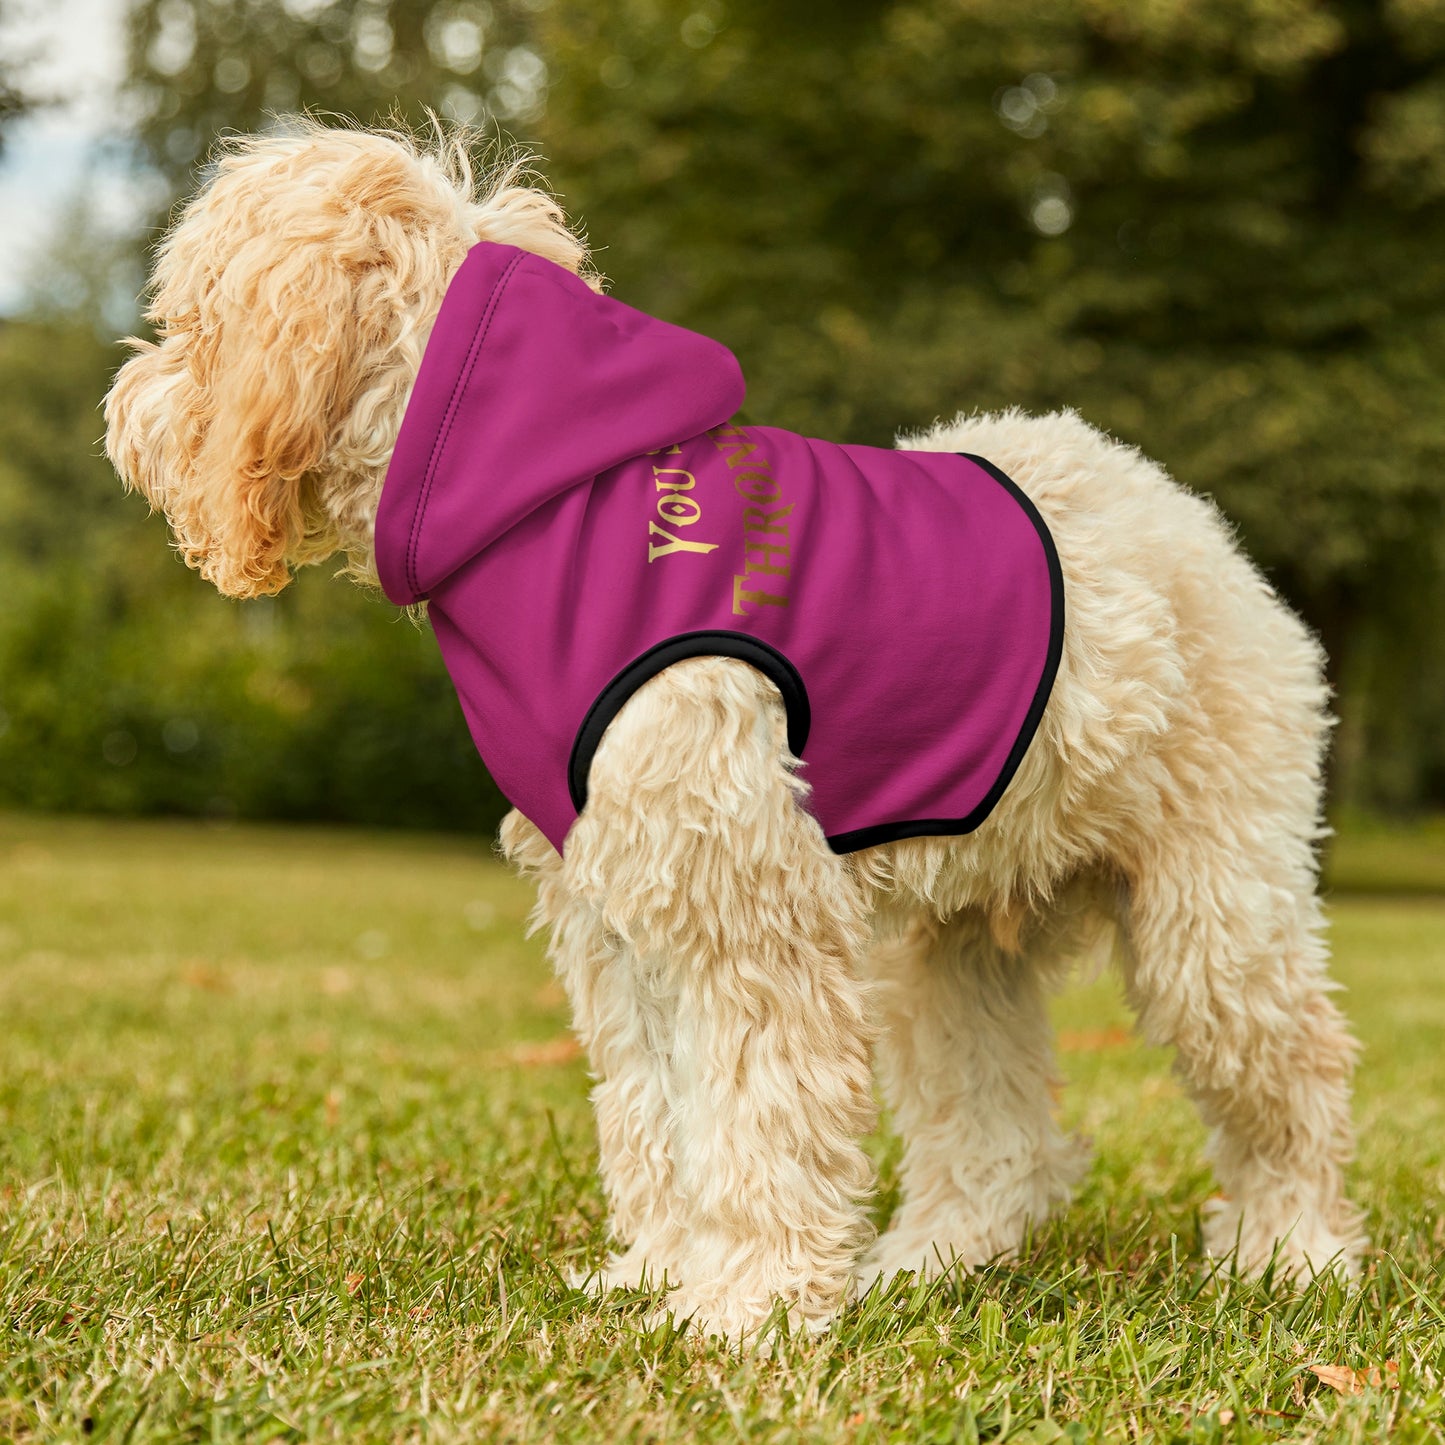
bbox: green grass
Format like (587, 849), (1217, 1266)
(2, 812), (1443, 1443)
(1324, 811), (1445, 896)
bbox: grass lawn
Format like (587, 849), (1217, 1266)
(2, 812), (1443, 1443)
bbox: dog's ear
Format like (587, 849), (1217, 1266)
(107, 236), (386, 600)
(106, 131), (458, 599)
(105, 127), (593, 598)
(105, 330), (203, 554)
(183, 238), (380, 598)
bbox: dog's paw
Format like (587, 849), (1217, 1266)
(860, 1137), (1091, 1295)
(856, 1235), (994, 1296)
(1202, 1196), (1366, 1283)
(860, 1209), (1033, 1293)
(645, 1286), (837, 1350)
(570, 1245), (674, 1296)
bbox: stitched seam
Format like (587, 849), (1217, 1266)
(405, 250), (526, 598)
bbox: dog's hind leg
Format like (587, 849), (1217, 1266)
(860, 912), (1088, 1289)
(562, 659), (878, 1343)
(1120, 828), (1364, 1279)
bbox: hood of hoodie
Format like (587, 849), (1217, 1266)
(374, 243), (746, 605)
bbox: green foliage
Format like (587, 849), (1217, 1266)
(0, 75), (27, 153)
(0, 566), (508, 830)
(530, 0), (1445, 803)
(2, 813), (1444, 1439)
(5, 0), (1444, 823)
(0, 318), (507, 832)
(126, 0), (540, 182)
(1327, 808), (1445, 891)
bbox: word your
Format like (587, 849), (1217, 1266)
(645, 445), (719, 562)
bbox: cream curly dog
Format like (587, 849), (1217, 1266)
(105, 123), (1363, 1342)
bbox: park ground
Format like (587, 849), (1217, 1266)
(2, 811), (1444, 1442)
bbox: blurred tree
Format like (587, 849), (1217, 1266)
(0, 1), (546, 834)
(0, 0), (36, 152)
(124, 0), (543, 184)
(53, 0), (1445, 817)
(532, 0), (1445, 807)
(0, 316), (509, 830)
(536, 10), (1442, 618)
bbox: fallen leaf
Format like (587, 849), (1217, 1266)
(1310, 1362), (1399, 1395)
(499, 1037), (584, 1068)
(1056, 1027), (1133, 1052)
(180, 961), (229, 993)
(344, 1273), (365, 1296)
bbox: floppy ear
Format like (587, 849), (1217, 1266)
(106, 237), (375, 599)
(187, 240), (370, 597)
(106, 131), (450, 599)
(106, 125), (594, 599)
(105, 331), (199, 527)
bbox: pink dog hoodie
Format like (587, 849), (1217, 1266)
(374, 243), (1063, 854)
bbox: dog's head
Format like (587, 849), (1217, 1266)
(105, 121), (590, 598)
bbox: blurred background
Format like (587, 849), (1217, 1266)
(1, 0), (1443, 837)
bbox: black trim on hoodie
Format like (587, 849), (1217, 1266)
(568, 631), (812, 815)
(822, 454), (1065, 852)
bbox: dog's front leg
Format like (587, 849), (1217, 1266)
(500, 809), (689, 1290)
(564, 659), (878, 1344)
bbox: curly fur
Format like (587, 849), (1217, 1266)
(105, 122), (1365, 1344)
(105, 118), (592, 598)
